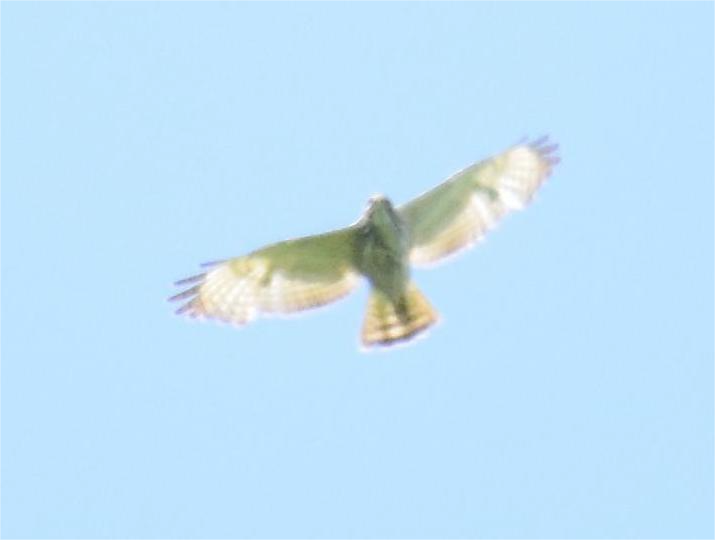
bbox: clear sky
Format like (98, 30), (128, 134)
(2, 2), (713, 539)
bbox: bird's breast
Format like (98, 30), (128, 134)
(356, 214), (410, 300)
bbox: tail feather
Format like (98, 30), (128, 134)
(361, 283), (438, 347)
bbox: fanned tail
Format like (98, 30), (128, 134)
(361, 282), (438, 347)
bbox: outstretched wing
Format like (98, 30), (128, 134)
(399, 137), (559, 266)
(170, 227), (360, 325)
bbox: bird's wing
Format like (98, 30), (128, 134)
(398, 137), (559, 266)
(170, 226), (360, 324)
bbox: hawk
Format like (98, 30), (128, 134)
(170, 137), (559, 348)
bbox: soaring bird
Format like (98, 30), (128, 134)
(170, 137), (559, 348)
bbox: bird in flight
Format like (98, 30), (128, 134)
(170, 136), (559, 348)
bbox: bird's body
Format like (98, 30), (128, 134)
(170, 137), (559, 348)
(352, 196), (437, 345)
(355, 196), (410, 301)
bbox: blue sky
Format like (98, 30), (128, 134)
(2, 2), (713, 539)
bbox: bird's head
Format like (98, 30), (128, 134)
(363, 194), (401, 229)
(365, 193), (392, 217)
(366, 193), (392, 211)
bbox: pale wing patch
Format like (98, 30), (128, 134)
(402, 137), (559, 266)
(409, 191), (508, 265)
(170, 226), (361, 325)
(170, 257), (360, 325)
(475, 141), (556, 210)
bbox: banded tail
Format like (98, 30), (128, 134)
(361, 282), (438, 347)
